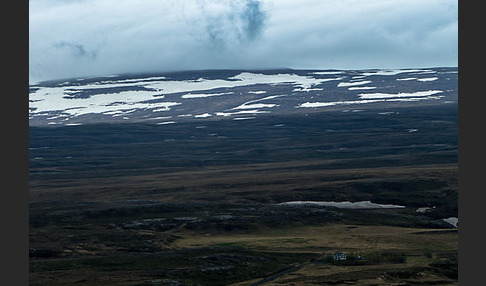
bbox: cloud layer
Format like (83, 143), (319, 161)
(29, 0), (457, 83)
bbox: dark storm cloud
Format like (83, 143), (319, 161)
(29, 0), (457, 84)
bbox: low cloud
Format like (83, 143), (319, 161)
(29, 0), (457, 83)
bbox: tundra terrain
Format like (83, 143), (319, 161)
(29, 68), (458, 285)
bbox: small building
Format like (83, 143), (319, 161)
(333, 251), (347, 261)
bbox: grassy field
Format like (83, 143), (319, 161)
(29, 222), (457, 285)
(174, 225), (457, 254)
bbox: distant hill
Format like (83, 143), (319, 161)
(29, 68), (457, 127)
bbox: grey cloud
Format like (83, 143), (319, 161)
(53, 41), (97, 59)
(241, 0), (266, 40)
(202, 0), (267, 50)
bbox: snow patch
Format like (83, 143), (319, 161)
(148, 116), (172, 120)
(293, 87), (324, 92)
(443, 217), (458, 228)
(417, 77), (438, 82)
(396, 78), (418, 81)
(412, 70), (438, 75)
(277, 200), (405, 209)
(361, 69), (431, 76)
(215, 110), (270, 117)
(416, 206), (435, 213)
(232, 103), (278, 110)
(182, 92), (233, 98)
(233, 117), (256, 120)
(194, 113), (212, 118)
(312, 71), (344, 75)
(337, 80), (372, 87)
(297, 95), (443, 109)
(228, 72), (341, 89)
(233, 94), (287, 110)
(298, 102), (338, 108)
(358, 90), (443, 99)
(348, 86), (377, 90)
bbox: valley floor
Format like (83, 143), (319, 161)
(29, 104), (458, 285)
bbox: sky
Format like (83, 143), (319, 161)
(29, 0), (458, 84)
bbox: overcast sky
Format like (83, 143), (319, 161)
(29, 0), (458, 83)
